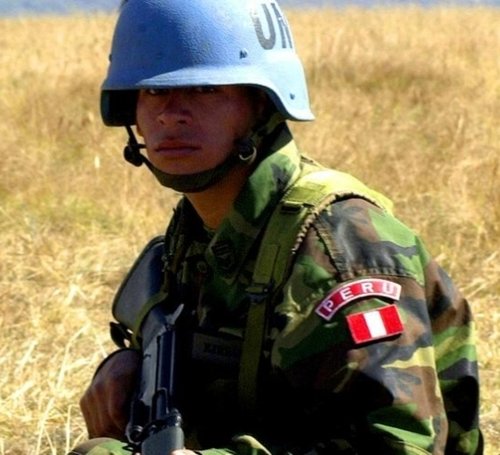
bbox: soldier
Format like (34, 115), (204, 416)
(70, 0), (483, 454)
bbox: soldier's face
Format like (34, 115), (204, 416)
(136, 85), (261, 177)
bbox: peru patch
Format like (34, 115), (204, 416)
(315, 278), (402, 322)
(347, 305), (404, 344)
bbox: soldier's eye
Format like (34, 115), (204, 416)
(191, 86), (218, 94)
(145, 88), (169, 96)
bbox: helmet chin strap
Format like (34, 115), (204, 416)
(123, 125), (147, 166)
(123, 114), (283, 193)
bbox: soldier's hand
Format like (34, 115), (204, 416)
(80, 348), (141, 439)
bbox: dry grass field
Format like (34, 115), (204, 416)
(0, 6), (499, 454)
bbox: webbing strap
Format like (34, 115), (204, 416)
(238, 296), (267, 414)
(238, 168), (393, 413)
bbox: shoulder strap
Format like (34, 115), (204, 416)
(238, 167), (392, 413)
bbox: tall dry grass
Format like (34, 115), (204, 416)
(0, 6), (498, 454)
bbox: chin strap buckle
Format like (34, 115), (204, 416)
(124, 125), (146, 167)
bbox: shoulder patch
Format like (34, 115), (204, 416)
(315, 278), (401, 321)
(347, 305), (404, 344)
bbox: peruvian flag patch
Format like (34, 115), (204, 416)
(315, 278), (401, 322)
(347, 305), (404, 344)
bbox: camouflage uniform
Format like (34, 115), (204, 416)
(75, 125), (482, 454)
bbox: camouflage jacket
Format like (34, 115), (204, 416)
(95, 125), (483, 455)
(155, 125), (483, 455)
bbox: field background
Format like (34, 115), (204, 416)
(0, 6), (499, 454)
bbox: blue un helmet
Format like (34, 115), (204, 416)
(101, 0), (313, 126)
(101, 0), (314, 192)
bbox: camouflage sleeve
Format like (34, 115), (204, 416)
(197, 435), (270, 455)
(269, 197), (482, 454)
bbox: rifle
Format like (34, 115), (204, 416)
(111, 236), (185, 454)
(126, 303), (185, 454)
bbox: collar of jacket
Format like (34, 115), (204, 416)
(202, 125), (302, 298)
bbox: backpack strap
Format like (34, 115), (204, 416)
(238, 167), (392, 413)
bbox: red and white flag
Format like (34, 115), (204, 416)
(347, 305), (404, 344)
